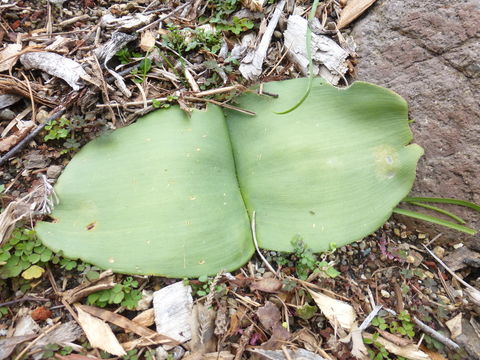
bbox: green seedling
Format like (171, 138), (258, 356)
(0, 228), (51, 279)
(0, 306), (8, 318)
(131, 56), (152, 84)
(183, 275), (226, 297)
(86, 276), (142, 309)
(201, 0), (254, 35)
(41, 344), (72, 359)
(44, 117), (70, 141)
(0, 227), (98, 281)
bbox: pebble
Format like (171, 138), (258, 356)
(433, 246), (445, 259)
(0, 109), (16, 121)
(437, 294), (451, 305)
(47, 165), (63, 179)
(380, 289), (390, 298)
(155, 347), (169, 360)
(24, 153), (50, 169)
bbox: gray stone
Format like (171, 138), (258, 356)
(46, 165), (62, 179)
(24, 152), (50, 169)
(0, 109), (16, 121)
(351, 0), (480, 240)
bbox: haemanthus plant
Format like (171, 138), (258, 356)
(36, 78), (429, 277)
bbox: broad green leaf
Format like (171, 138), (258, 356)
(36, 106), (253, 277)
(36, 78), (423, 277)
(226, 78), (423, 252)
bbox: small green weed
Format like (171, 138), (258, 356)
(44, 116), (83, 154)
(0, 227), (99, 281)
(116, 48), (143, 64)
(131, 56), (152, 84)
(41, 344), (72, 358)
(122, 349), (139, 360)
(367, 311), (415, 359)
(364, 333), (393, 360)
(0, 228), (52, 279)
(183, 275), (226, 297)
(161, 26), (223, 55)
(201, 0), (255, 35)
(44, 117), (70, 141)
(152, 95), (178, 109)
(87, 276), (142, 309)
(290, 236), (340, 280)
(0, 306), (8, 318)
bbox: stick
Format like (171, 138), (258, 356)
(384, 308), (460, 350)
(137, 1), (192, 32)
(250, 211), (278, 276)
(0, 92), (79, 166)
(0, 107), (65, 167)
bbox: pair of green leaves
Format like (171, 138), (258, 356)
(36, 78), (423, 277)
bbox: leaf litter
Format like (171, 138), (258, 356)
(0, 0), (479, 359)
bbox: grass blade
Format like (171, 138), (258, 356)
(406, 201), (466, 224)
(403, 197), (480, 212)
(392, 208), (477, 235)
(275, 0), (319, 114)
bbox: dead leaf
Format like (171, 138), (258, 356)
(241, 0), (265, 11)
(251, 278), (283, 293)
(420, 346), (449, 360)
(257, 301), (282, 330)
(140, 30), (156, 52)
(131, 308), (155, 328)
(446, 313), (462, 339)
(363, 333), (430, 360)
(21, 265), (45, 280)
(350, 326), (369, 359)
(77, 304), (176, 346)
(75, 305), (126, 357)
(0, 43), (21, 72)
(308, 289), (356, 331)
(0, 121), (35, 153)
(337, 0), (377, 29)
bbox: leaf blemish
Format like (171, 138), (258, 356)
(86, 221), (96, 231)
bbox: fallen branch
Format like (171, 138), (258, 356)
(0, 91), (78, 167)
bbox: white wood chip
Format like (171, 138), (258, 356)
(153, 281), (193, 344)
(284, 15), (348, 84)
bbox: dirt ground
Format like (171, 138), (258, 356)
(0, 1), (479, 359)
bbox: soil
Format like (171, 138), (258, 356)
(0, 1), (479, 360)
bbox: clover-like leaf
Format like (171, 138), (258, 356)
(36, 78), (423, 277)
